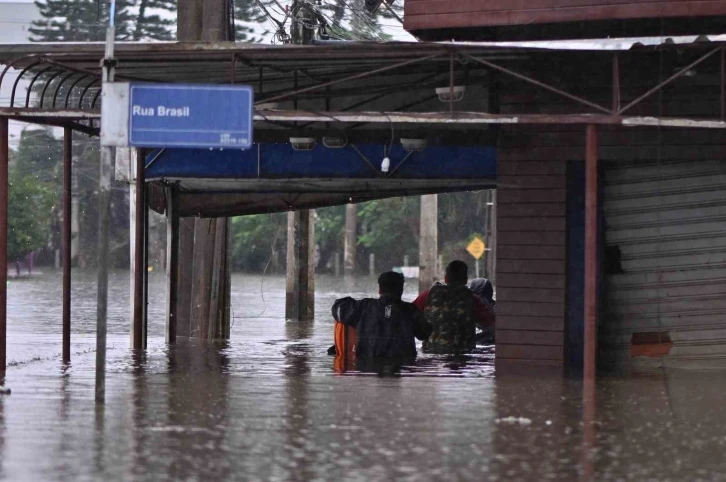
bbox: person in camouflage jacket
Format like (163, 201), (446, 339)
(413, 260), (495, 354)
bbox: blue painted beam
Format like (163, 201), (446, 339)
(146, 143), (497, 182)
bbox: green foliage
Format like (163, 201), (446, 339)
(315, 205), (344, 268)
(7, 165), (54, 262)
(231, 213), (287, 272)
(30, 0), (136, 41)
(358, 197), (420, 270)
(31, 0), (175, 42)
(13, 128), (62, 186)
(132, 0), (176, 41)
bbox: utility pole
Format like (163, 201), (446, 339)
(343, 203), (357, 276)
(285, 0), (317, 321)
(484, 189), (497, 283)
(419, 194), (438, 293)
(97, 0), (117, 403)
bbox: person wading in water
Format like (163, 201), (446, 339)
(330, 272), (432, 368)
(413, 260), (495, 354)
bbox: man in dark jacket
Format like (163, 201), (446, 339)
(413, 260), (495, 354)
(332, 271), (432, 359)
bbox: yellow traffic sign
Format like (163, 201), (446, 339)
(466, 237), (486, 260)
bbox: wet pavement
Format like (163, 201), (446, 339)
(2, 271), (726, 481)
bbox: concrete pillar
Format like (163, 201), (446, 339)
(178, 0), (203, 41)
(202, 0), (229, 42)
(369, 253), (375, 277)
(286, 210), (315, 321)
(419, 194), (438, 293)
(344, 204), (357, 276)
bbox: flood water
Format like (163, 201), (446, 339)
(2, 270), (726, 481)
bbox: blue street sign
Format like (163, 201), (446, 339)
(128, 84), (254, 149)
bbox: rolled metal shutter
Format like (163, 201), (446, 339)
(602, 158), (726, 368)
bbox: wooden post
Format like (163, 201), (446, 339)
(175, 0), (200, 341)
(584, 125), (598, 381)
(191, 219), (216, 338)
(132, 148), (145, 350)
(165, 185), (179, 344)
(174, 0), (232, 341)
(286, 210), (315, 321)
(142, 182), (149, 349)
(62, 127), (72, 363)
(344, 204), (357, 276)
(176, 218), (194, 337)
(419, 194), (438, 293)
(0, 117), (8, 373)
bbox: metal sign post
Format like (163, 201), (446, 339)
(96, 1), (117, 405)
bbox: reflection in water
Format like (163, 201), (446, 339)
(284, 321), (313, 481)
(0, 272), (725, 479)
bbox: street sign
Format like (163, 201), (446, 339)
(124, 83), (253, 149)
(466, 237), (486, 260)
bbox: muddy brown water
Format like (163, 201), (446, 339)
(2, 270), (726, 481)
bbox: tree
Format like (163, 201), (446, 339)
(28, 0), (178, 269)
(13, 128), (62, 187)
(358, 197), (420, 271)
(30, 0), (136, 42)
(234, 0), (271, 42)
(230, 213), (287, 272)
(315, 205), (345, 271)
(7, 166), (54, 262)
(31, 0), (176, 42)
(132, 0), (176, 40)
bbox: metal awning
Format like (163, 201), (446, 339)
(2, 39), (725, 139)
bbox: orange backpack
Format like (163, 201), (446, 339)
(334, 322), (357, 359)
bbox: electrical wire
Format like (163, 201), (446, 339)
(248, 221), (284, 320)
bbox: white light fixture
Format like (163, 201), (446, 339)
(289, 137), (316, 151)
(435, 85), (466, 102)
(401, 138), (427, 152)
(323, 136), (348, 149)
(381, 156), (390, 173)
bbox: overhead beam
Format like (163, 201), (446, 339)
(3, 109), (726, 129)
